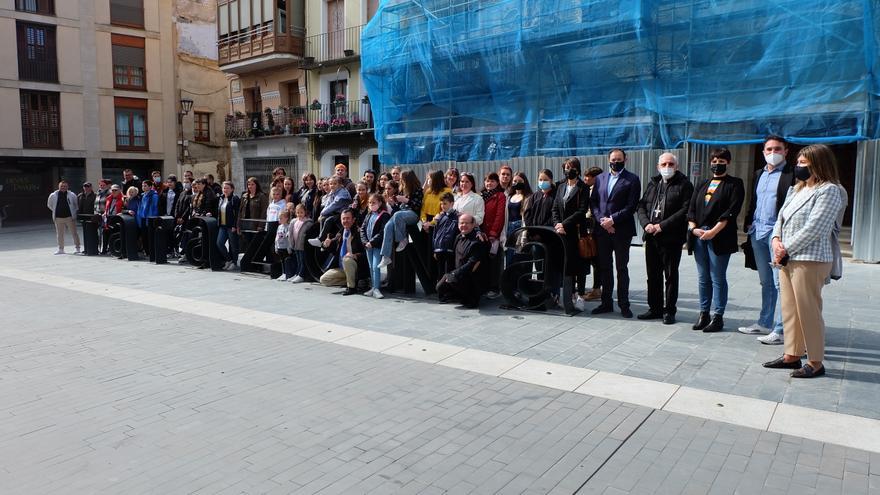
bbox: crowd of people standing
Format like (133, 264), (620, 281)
(49, 136), (847, 378)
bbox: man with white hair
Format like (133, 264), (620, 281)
(636, 152), (694, 324)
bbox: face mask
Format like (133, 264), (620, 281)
(566, 168), (579, 180)
(765, 153), (784, 166)
(610, 162), (625, 172)
(711, 164), (727, 176)
(152, 176), (161, 183)
(794, 165), (812, 182)
(184, 182), (192, 191)
(512, 182), (524, 191)
(538, 180), (551, 191)
(369, 203), (380, 212)
(659, 168), (675, 179)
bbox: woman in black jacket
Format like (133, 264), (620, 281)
(687, 148), (745, 332)
(552, 163), (590, 279)
(216, 181), (241, 270)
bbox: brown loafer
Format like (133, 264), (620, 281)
(762, 357), (802, 369)
(791, 364), (825, 378)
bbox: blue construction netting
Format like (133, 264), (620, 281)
(361, 0), (880, 165)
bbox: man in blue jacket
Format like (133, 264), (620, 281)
(589, 148), (641, 318)
(137, 180), (159, 256)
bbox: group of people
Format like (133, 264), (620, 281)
(50, 136), (847, 379)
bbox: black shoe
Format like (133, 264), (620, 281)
(702, 314), (724, 333)
(791, 364), (825, 378)
(692, 311), (710, 330)
(762, 357), (803, 369)
(662, 313), (676, 325)
(591, 304), (613, 315)
(620, 308), (633, 319)
(637, 311), (663, 320)
(341, 288), (358, 296)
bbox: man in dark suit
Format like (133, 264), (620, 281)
(636, 153), (694, 324)
(590, 148), (641, 318)
(436, 213), (489, 308)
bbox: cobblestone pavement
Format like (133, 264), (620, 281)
(2, 225), (879, 421)
(1, 277), (878, 494)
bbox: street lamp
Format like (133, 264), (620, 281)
(178, 98), (194, 167)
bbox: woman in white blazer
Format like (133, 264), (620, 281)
(763, 144), (844, 379)
(452, 173), (485, 225)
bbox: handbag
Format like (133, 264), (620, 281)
(577, 225), (597, 258)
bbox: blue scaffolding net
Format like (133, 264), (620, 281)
(361, 0), (880, 164)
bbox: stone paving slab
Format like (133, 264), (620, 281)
(3, 226), (878, 422)
(1, 272), (878, 493)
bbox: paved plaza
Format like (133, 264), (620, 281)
(1, 224), (879, 494)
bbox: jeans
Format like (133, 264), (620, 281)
(216, 226), (239, 264)
(380, 209), (419, 259)
(505, 220), (523, 267)
(693, 237), (731, 314)
(282, 250), (305, 278)
(751, 233), (784, 334)
(367, 247), (382, 290)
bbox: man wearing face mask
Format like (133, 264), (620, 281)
(589, 148), (642, 318)
(739, 135), (797, 344)
(636, 153), (694, 324)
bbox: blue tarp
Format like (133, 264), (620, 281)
(361, 0), (880, 164)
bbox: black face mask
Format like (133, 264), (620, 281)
(711, 163), (727, 176)
(566, 168), (579, 180)
(794, 165), (812, 182)
(512, 182), (524, 191)
(610, 162), (625, 172)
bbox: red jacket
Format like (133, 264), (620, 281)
(105, 193), (124, 216)
(482, 191), (506, 239)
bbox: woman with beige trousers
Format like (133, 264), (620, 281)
(762, 144), (846, 379)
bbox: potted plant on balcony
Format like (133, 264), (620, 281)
(310, 99), (322, 110)
(351, 117), (368, 130)
(314, 119), (329, 132)
(296, 118), (309, 134)
(333, 93), (347, 108)
(330, 117), (350, 131)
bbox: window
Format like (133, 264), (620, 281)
(194, 112), (210, 142)
(115, 97), (148, 151)
(111, 34), (146, 90)
(110, 0), (144, 28)
(16, 22), (57, 82)
(15, 0), (54, 15)
(20, 90), (61, 149)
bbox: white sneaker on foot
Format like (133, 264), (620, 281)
(363, 289), (374, 297)
(378, 256), (392, 269)
(395, 239), (408, 252)
(307, 238), (322, 247)
(757, 332), (784, 345)
(276, 274), (288, 282)
(738, 323), (770, 335)
(75, 246), (81, 254)
(373, 289), (384, 299)
(291, 275), (304, 283)
(54, 249), (65, 255)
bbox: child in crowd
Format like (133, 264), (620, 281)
(274, 210), (292, 281)
(287, 203), (314, 283)
(432, 192), (459, 276)
(361, 193), (390, 299)
(266, 186), (287, 222)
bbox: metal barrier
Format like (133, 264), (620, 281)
(501, 226), (577, 314)
(78, 213), (100, 256)
(107, 214), (140, 261)
(184, 216), (224, 271)
(147, 216), (175, 265)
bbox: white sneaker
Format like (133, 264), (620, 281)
(738, 323), (770, 335)
(757, 332), (784, 345)
(573, 297), (586, 311)
(275, 274), (288, 282)
(291, 275), (305, 283)
(54, 249), (65, 255)
(363, 289), (374, 297)
(373, 289), (384, 299)
(74, 246), (81, 254)
(307, 238), (322, 247)
(378, 257), (392, 269)
(223, 261), (232, 270)
(395, 239), (409, 252)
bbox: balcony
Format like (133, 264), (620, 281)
(226, 99), (373, 140)
(217, 22), (305, 73)
(300, 25), (363, 69)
